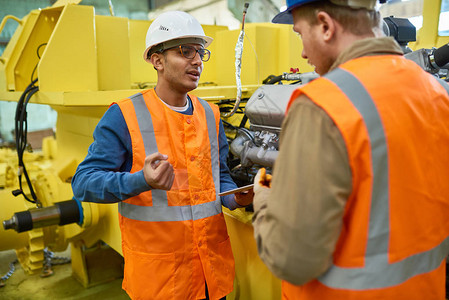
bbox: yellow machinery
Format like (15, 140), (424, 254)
(0, 1), (447, 299)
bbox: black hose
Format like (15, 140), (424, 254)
(13, 79), (39, 204)
(432, 43), (449, 68)
(263, 75), (283, 84)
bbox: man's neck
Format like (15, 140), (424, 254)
(154, 85), (188, 107)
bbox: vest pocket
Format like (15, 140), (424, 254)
(209, 236), (235, 293)
(123, 245), (175, 299)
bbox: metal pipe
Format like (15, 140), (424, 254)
(0, 15), (23, 64)
(0, 15), (22, 35)
(108, 0), (115, 16)
(3, 200), (82, 233)
(230, 130), (278, 167)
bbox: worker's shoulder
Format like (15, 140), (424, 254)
(288, 93), (323, 115)
(189, 94), (219, 110)
(129, 89), (153, 100)
(113, 89), (153, 106)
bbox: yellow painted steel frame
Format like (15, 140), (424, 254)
(413, 0), (449, 50)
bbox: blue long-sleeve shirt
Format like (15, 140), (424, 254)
(71, 99), (242, 210)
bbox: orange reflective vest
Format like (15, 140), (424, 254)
(284, 55), (449, 300)
(116, 89), (235, 300)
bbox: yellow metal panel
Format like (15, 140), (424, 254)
(60, 90), (139, 107)
(38, 5), (98, 92)
(14, 7), (63, 91)
(1, 12), (39, 91)
(253, 23), (312, 78)
(95, 15), (131, 91)
(276, 24), (313, 74)
(70, 241), (90, 286)
(54, 111), (102, 162)
(415, 0), (441, 49)
(94, 204), (123, 255)
(216, 23), (313, 88)
(0, 87), (259, 116)
(200, 24), (229, 84)
(190, 85), (260, 103)
(52, 0), (82, 7)
(0, 86), (259, 108)
(244, 25), (276, 85)
(2, 10), (39, 91)
(0, 62), (5, 92)
(436, 36), (449, 47)
(129, 20), (154, 88)
(224, 211), (281, 300)
(412, 0), (449, 49)
(4, 11), (41, 91)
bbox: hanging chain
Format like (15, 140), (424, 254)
(41, 248), (71, 278)
(0, 248), (72, 286)
(0, 259), (17, 287)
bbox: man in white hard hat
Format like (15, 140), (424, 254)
(251, 0), (449, 299)
(72, 11), (252, 300)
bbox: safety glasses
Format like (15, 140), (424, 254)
(177, 45), (211, 62)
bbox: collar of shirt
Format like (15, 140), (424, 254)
(330, 37), (404, 73)
(159, 96), (193, 114)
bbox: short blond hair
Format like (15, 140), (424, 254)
(295, 1), (381, 36)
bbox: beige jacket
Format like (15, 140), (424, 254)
(252, 37), (403, 285)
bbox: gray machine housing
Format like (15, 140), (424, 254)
(230, 73), (318, 168)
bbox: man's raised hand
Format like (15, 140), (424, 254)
(143, 152), (175, 190)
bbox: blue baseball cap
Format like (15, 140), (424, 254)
(272, 0), (378, 24)
(272, 0), (320, 24)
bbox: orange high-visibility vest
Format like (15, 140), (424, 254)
(283, 55), (449, 300)
(116, 89), (235, 300)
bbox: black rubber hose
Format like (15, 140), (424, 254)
(56, 200), (81, 226)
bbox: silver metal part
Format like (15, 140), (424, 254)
(404, 48), (433, 73)
(2, 217), (17, 231)
(245, 83), (302, 129)
(230, 128), (278, 167)
(429, 53), (439, 69)
(29, 206), (61, 228)
(231, 79), (321, 168)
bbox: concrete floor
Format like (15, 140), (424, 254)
(3, 248), (448, 300)
(0, 249), (130, 300)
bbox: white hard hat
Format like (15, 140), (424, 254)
(143, 11), (213, 62)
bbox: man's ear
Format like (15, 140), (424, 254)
(316, 11), (336, 42)
(150, 53), (164, 71)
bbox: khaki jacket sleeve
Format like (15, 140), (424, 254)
(252, 94), (352, 285)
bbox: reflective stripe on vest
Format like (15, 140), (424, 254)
(317, 68), (449, 290)
(118, 93), (222, 222)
